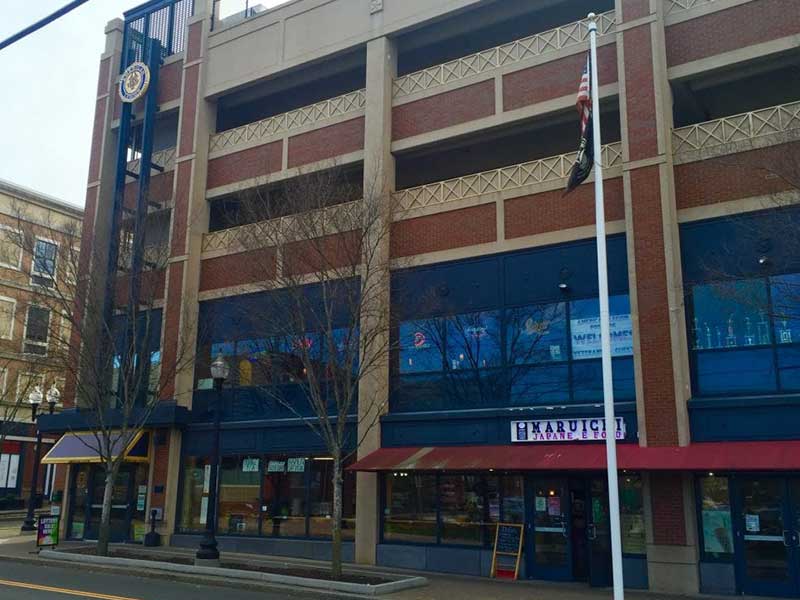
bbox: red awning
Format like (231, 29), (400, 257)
(348, 441), (800, 472)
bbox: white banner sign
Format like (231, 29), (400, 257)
(570, 314), (633, 360)
(511, 417), (626, 443)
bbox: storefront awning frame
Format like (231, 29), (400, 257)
(41, 430), (150, 465)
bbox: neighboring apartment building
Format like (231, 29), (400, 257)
(42, 0), (800, 596)
(0, 179), (82, 506)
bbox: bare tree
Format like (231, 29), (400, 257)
(207, 163), (391, 579)
(8, 199), (197, 555)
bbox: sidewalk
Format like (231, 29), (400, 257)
(0, 537), (728, 600)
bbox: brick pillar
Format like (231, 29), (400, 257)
(616, 0), (697, 591)
(355, 33), (396, 566)
(65, 19), (126, 408)
(158, 0), (214, 541)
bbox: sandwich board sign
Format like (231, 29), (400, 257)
(490, 523), (524, 580)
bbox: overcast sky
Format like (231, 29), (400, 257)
(0, 0), (284, 208)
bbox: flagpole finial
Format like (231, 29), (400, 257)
(587, 12), (598, 30)
(587, 12), (596, 18)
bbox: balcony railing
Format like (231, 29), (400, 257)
(666, 0), (717, 15)
(393, 10), (616, 99)
(209, 89), (367, 154)
(202, 200), (362, 253)
(393, 143), (623, 213)
(126, 147), (177, 177)
(672, 100), (800, 156)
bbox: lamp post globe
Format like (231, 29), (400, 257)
(46, 384), (61, 415)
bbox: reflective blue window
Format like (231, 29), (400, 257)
(510, 364), (570, 406)
(445, 311), (502, 371)
(688, 274), (800, 396)
(399, 319), (445, 374)
(507, 303), (567, 365)
(572, 357), (636, 402)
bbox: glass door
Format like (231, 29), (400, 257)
(526, 477), (572, 581)
(736, 477), (799, 597)
(86, 466), (136, 542)
(587, 477), (612, 588)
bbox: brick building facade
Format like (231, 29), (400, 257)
(44, 0), (800, 595)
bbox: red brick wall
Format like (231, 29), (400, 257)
(178, 64), (199, 156)
(505, 178), (624, 239)
(675, 143), (798, 210)
(392, 81), (495, 140)
(114, 269), (166, 306)
(666, 0), (800, 67)
(206, 141), (282, 189)
(199, 247), (277, 291)
(390, 204), (496, 258)
(631, 166), (680, 446)
(503, 45), (617, 113)
(171, 162), (193, 256)
(124, 171), (174, 211)
(158, 59), (183, 105)
(287, 117), (365, 168)
(148, 432), (170, 512)
(651, 474), (687, 545)
(284, 231), (361, 276)
(87, 98), (107, 183)
(622, 0), (650, 21)
(187, 21), (203, 63)
(624, 26), (659, 162)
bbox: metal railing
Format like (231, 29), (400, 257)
(666, 0), (717, 14)
(393, 143), (623, 213)
(209, 89), (366, 154)
(393, 10), (616, 98)
(672, 100), (800, 156)
(211, 0), (268, 30)
(122, 0), (194, 70)
(126, 147), (177, 176)
(202, 200), (362, 253)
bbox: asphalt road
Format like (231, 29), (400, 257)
(0, 560), (350, 600)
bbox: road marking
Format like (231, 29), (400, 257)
(0, 578), (142, 600)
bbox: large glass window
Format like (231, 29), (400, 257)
(217, 456), (261, 536)
(620, 474), (645, 555)
(689, 274), (800, 396)
(698, 475), (734, 560)
(0, 226), (21, 270)
(177, 456), (209, 533)
(24, 305), (50, 355)
(394, 295), (633, 411)
(383, 473), (524, 547)
(32, 238), (57, 287)
(262, 457), (307, 538)
(383, 473), (437, 544)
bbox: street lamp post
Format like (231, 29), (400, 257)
(195, 355), (229, 564)
(21, 384), (60, 532)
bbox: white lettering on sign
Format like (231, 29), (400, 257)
(511, 417), (626, 443)
(570, 314), (633, 360)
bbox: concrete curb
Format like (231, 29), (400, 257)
(39, 550), (428, 596)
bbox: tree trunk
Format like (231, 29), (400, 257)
(331, 453), (343, 581)
(96, 465), (117, 556)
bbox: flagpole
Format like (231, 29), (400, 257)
(587, 12), (624, 600)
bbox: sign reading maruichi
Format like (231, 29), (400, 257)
(511, 417), (626, 443)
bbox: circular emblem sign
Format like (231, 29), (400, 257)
(119, 62), (151, 103)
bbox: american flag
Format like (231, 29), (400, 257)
(565, 52), (594, 195)
(577, 55), (592, 136)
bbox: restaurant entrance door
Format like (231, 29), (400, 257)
(525, 475), (612, 585)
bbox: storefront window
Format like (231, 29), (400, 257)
(399, 319), (444, 374)
(439, 474), (497, 547)
(308, 458), (357, 540)
(217, 456), (261, 536)
(68, 465), (91, 540)
(446, 311), (502, 371)
(620, 474), (645, 555)
(699, 476), (734, 559)
(689, 274), (800, 396)
(383, 473), (437, 544)
(262, 457), (307, 538)
(507, 302), (567, 365)
(502, 476), (525, 523)
(178, 456), (208, 532)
